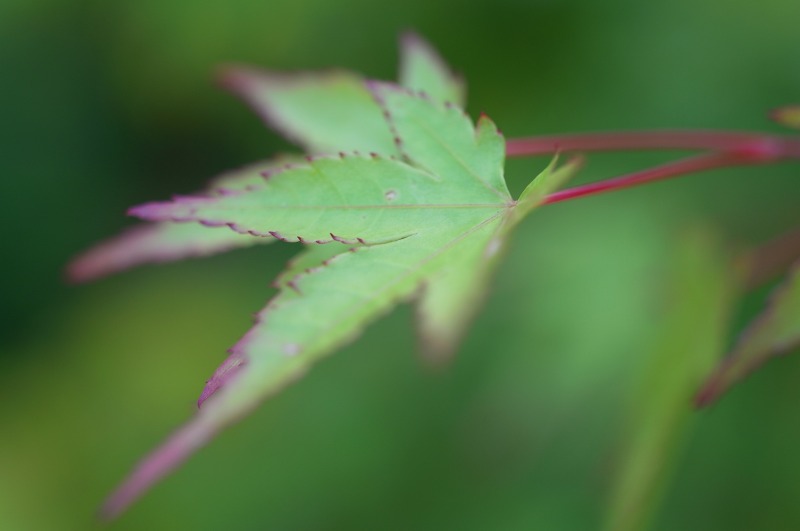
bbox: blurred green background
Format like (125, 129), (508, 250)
(2, 0), (799, 529)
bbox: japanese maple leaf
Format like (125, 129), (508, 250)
(78, 35), (579, 518)
(67, 33), (460, 284)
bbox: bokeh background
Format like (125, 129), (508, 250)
(2, 0), (799, 529)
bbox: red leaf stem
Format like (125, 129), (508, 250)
(541, 151), (745, 205)
(504, 129), (800, 204)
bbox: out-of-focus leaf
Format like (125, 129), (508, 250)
(398, 31), (465, 106)
(103, 84), (579, 518)
(605, 229), (741, 531)
(696, 263), (800, 406)
(219, 67), (397, 155)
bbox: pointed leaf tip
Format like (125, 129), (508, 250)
(197, 350), (248, 408)
(127, 202), (167, 220)
(512, 156), (582, 224)
(216, 65), (261, 96)
(399, 31), (465, 106)
(399, 30), (426, 51)
(101, 414), (219, 520)
(694, 376), (723, 408)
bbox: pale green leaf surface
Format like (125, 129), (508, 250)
(399, 32), (465, 106)
(221, 67), (397, 155)
(272, 243), (350, 290)
(131, 154), (505, 244)
(605, 230), (741, 531)
(697, 262), (800, 406)
(373, 84), (509, 200)
(130, 89), (512, 243)
(103, 85), (576, 518)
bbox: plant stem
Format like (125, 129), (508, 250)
(504, 129), (800, 204)
(506, 130), (800, 158)
(541, 151), (743, 205)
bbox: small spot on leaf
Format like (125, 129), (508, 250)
(283, 343), (301, 356)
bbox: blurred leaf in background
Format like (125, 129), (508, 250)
(697, 263), (800, 406)
(605, 229), (741, 531)
(1, 0), (800, 529)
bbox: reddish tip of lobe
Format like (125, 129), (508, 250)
(197, 351), (247, 409)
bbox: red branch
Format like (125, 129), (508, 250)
(504, 130), (800, 204)
(542, 152), (739, 205)
(506, 130), (800, 158)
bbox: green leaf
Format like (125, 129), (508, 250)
(102, 85), (578, 518)
(696, 262), (800, 406)
(399, 32), (465, 106)
(605, 229), (741, 531)
(375, 87), (509, 199)
(132, 155), (490, 243)
(272, 243), (347, 291)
